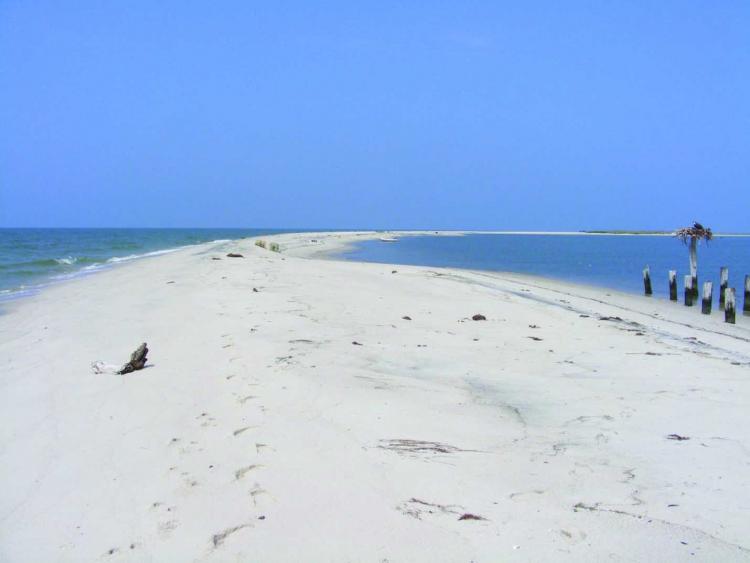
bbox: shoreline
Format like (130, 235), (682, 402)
(268, 230), (750, 311)
(0, 243), (210, 303)
(0, 234), (290, 305)
(1, 231), (750, 561)
(2, 228), (748, 305)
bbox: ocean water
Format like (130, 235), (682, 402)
(0, 228), (294, 299)
(341, 234), (750, 303)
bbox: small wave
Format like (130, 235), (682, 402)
(2, 257), (100, 269)
(55, 256), (77, 265)
(2, 239), (226, 301)
(50, 267), (104, 281)
(0, 285), (35, 301)
(82, 263), (105, 271)
(106, 247), (184, 264)
(106, 255), (137, 264)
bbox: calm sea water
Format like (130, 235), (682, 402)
(342, 234), (750, 303)
(3, 230), (749, 305)
(0, 228), (295, 298)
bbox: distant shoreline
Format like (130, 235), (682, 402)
(427, 230), (750, 237)
(2, 227), (748, 236)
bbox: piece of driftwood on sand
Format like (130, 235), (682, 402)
(117, 343), (149, 374)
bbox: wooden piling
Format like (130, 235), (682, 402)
(744, 275), (750, 315)
(689, 237), (699, 300)
(725, 288), (736, 324)
(642, 266), (652, 296)
(668, 270), (677, 301)
(684, 275), (693, 306)
(701, 281), (713, 315)
(719, 267), (728, 309)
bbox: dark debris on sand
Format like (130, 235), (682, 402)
(458, 513), (487, 521)
(117, 343), (148, 375)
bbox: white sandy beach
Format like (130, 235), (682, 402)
(1, 231), (749, 562)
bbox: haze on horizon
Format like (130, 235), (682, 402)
(1, 2), (748, 231)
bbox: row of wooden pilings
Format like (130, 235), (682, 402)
(642, 266), (750, 324)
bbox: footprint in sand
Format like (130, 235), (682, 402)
(158, 519), (179, 538)
(235, 464), (262, 480)
(150, 503), (179, 538)
(211, 524), (252, 548)
(196, 412), (217, 427)
(233, 426), (256, 437)
(508, 489), (546, 501)
(178, 440), (203, 455)
(559, 528), (588, 544)
(255, 443), (274, 454)
(249, 484), (272, 506)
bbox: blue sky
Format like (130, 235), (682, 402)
(1, 1), (748, 230)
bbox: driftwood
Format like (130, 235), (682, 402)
(117, 343), (149, 374)
(226, 253), (244, 258)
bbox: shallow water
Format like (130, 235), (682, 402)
(342, 234), (750, 304)
(0, 228), (295, 298)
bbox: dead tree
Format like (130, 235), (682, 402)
(675, 222), (713, 299)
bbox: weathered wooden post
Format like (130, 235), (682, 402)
(744, 275), (750, 315)
(725, 288), (736, 323)
(701, 281), (713, 315)
(684, 275), (694, 306)
(719, 267), (729, 309)
(668, 270), (677, 301)
(642, 266), (653, 296)
(689, 237), (699, 301)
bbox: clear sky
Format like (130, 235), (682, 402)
(1, 2), (748, 230)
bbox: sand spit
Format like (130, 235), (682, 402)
(1, 231), (749, 562)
